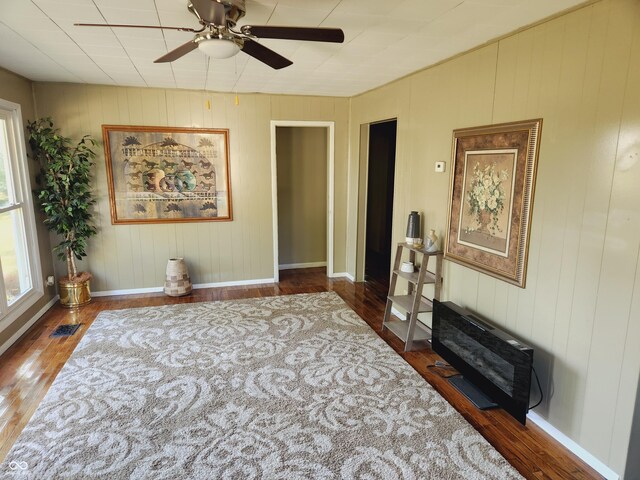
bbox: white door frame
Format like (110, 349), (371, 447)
(270, 120), (335, 282)
(356, 123), (370, 282)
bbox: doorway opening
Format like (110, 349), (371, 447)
(364, 119), (397, 287)
(270, 121), (335, 283)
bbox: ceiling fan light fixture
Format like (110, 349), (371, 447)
(78, 0), (344, 68)
(198, 38), (240, 59)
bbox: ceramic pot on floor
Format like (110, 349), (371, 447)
(164, 258), (192, 296)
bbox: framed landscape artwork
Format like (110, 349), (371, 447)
(445, 119), (542, 287)
(103, 125), (232, 224)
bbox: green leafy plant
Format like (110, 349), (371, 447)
(27, 118), (97, 281)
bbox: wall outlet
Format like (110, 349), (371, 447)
(435, 161), (446, 173)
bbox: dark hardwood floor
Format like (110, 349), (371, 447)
(0, 268), (602, 479)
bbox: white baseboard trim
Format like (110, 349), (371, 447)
(278, 262), (327, 270)
(193, 278), (275, 289)
(0, 295), (59, 357)
(329, 272), (355, 281)
(279, 262), (327, 270)
(527, 411), (619, 480)
(92, 278), (276, 297)
(92, 286), (163, 297)
(391, 306), (405, 318)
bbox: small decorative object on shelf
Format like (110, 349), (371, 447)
(382, 243), (443, 351)
(164, 258), (192, 296)
(425, 229), (439, 252)
(405, 211), (422, 246)
(400, 261), (414, 273)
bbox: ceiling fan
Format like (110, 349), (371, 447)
(75, 0), (345, 69)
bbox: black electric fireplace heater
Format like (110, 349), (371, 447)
(432, 300), (534, 424)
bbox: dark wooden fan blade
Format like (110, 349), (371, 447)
(241, 39), (292, 69)
(191, 0), (226, 25)
(74, 23), (198, 32)
(154, 40), (199, 63)
(243, 26), (344, 43)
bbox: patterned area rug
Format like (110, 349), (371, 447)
(2, 292), (523, 479)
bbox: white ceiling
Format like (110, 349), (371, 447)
(0, 0), (587, 97)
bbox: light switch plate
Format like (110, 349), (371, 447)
(435, 161), (446, 173)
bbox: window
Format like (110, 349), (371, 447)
(0, 99), (42, 328)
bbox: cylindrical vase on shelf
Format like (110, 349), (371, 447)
(405, 211), (422, 245)
(164, 258), (192, 297)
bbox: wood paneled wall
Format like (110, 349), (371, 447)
(348, 0), (640, 476)
(32, 86), (349, 292)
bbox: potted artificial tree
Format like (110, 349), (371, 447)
(27, 118), (97, 308)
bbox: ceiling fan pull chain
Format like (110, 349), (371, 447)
(234, 55), (239, 106)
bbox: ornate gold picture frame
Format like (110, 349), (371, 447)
(103, 125), (232, 224)
(445, 119), (542, 287)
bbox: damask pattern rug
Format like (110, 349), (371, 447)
(2, 292), (523, 479)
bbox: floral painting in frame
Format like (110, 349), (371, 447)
(103, 125), (232, 224)
(445, 119), (542, 287)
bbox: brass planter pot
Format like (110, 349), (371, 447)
(58, 274), (92, 308)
